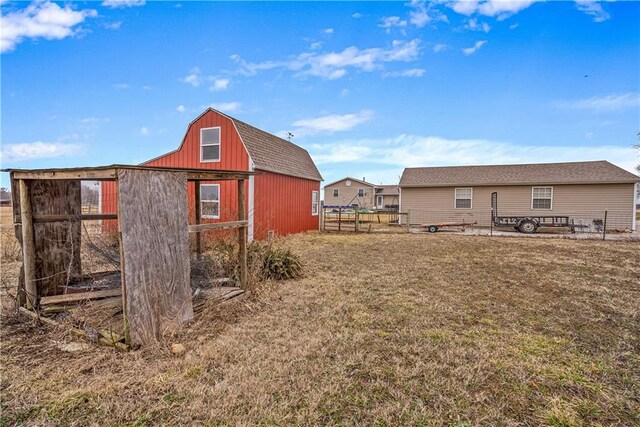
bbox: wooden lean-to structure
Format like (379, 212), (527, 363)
(5, 165), (253, 348)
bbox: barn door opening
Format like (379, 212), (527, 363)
(376, 195), (383, 210)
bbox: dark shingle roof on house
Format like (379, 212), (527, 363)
(400, 161), (639, 187)
(376, 185), (399, 195)
(231, 117), (322, 182)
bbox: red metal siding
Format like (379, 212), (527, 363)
(102, 110), (321, 239)
(253, 170), (320, 240)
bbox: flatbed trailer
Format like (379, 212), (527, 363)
(420, 221), (477, 233)
(491, 192), (588, 234)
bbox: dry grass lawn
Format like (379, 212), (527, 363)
(1, 232), (639, 426)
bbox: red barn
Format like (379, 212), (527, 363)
(102, 108), (322, 240)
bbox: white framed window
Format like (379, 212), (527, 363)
(312, 191), (319, 216)
(532, 186), (553, 210)
(200, 126), (221, 162)
(455, 188), (472, 209)
(358, 188), (365, 197)
(333, 188), (339, 197)
(200, 184), (220, 219)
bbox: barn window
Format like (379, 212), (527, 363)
(312, 191), (319, 216)
(200, 127), (221, 162)
(532, 187), (553, 210)
(200, 184), (220, 219)
(358, 188), (365, 197)
(455, 188), (472, 209)
(333, 189), (339, 197)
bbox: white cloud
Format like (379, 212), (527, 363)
(105, 21), (122, 30)
(291, 110), (374, 136)
(101, 0), (145, 8)
(176, 105), (185, 113)
(232, 39), (422, 80)
(140, 126), (150, 136)
(462, 40), (487, 55)
(309, 134), (638, 174)
(310, 41), (323, 50)
(575, 0), (610, 22)
(113, 82), (130, 90)
(182, 67), (202, 87)
(352, 12), (363, 19)
(509, 23), (519, 30)
(0, 141), (85, 162)
(383, 68), (426, 78)
(0, 1), (98, 53)
(210, 78), (230, 91)
(379, 16), (408, 33)
(81, 117), (109, 123)
(433, 43), (448, 53)
(449, 0), (539, 19)
(206, 102), (242, 113)
(555, 93), (640, 112)
(465, 18), (491, 32)
(407, 0), (449, 27)
(324, 28), (334, 34)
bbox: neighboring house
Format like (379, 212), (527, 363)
(102, 108), (322, 240)
(323, 177), (377, 209)
(375, 185), (399, 211)
(323, 178), (400, 211)
(399, 161), (639, 230)
(0, 188), (11, 206)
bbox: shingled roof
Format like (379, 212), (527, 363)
(376, 185), (400, 195)
(230, 116), (322, 182)
(400, 161), (639, 187)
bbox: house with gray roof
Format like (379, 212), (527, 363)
(399, 161), (639, 231)
(323, 177), (400, 211)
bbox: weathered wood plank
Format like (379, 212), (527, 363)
(40, 288), (121, 305)
(194, 181), (202, 257)
(30, 180), (82, 296)
(18, 180), (37, 308)
(117, 169), (192, 347)
(188, 220), (247, 233)
(237, 179), (247, 289)
(32, 213), (117, 223)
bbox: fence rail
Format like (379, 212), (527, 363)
(321, 207), (409, 233)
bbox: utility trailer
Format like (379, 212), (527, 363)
(420, 221), (477, 233)
(491, 192), (587, 234)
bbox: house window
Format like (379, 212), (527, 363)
(312, 191), (319, 216)
(200, 184), (220, 219)
(455, 188), (472, 209)
(200, 127), (221, 162)
(358, 188), (365, 197)
(333, 188), (339, 197)
(532, 187), (553, 209)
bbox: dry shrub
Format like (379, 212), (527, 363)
(0, 227), (21, 263)
(248, 241), (302, 281)
(191, 237), (303, 286)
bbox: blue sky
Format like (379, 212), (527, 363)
(1, 0), (639, 189)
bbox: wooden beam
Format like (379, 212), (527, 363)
(11, 169), (116, 181)
(40, 288), (122, 305)
(194, 181), (202, 257)
(32, 213), (117, 223)
(188, 220), (248, 233)
(186, 172), (254, 181)
(237, 179), (247, 289)
(18, 180), (37, 308)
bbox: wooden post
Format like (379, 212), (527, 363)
(602, 209), (608, 241)
(194, 181), (202, 258)
(18, 180), (37, 308)
(237, 179), (247, 289)
(338, 208), (342, 232)
(355, 210), (359, 233)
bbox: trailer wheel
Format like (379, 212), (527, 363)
(518, 219), (537, 234)
(428, 225), (438, 233)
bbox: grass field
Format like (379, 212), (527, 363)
(1, 232), (639, 426)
